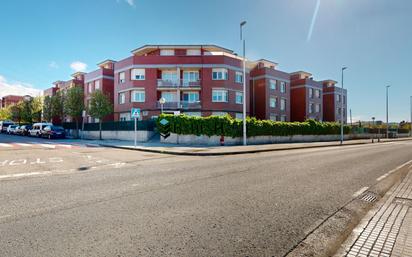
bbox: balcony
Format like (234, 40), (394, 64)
(157, 79), (201, 90)
(156, 101), (201, 110)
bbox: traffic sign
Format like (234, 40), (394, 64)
(131, 108), (141, 119)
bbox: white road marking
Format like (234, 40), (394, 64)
(376, 174), (389, 181)
(39, 144), (56, 149)
(0, 171), (51, 180)
(353, 187), (369, 198)
(0, 143), (12, 147)
(15, 143), (31, 147)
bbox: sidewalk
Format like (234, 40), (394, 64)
(81, 137), (412, 156)
(337, 165), (412, 257)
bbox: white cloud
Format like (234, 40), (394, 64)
(125, 0), (135, 7)
(0, 75), (42, 98)
(49, 61), (59, 69)
(70, 61), (87, 72)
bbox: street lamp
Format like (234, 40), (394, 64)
(240, 20), (247, 146)
(159, 97), (166, 114)
(340, 67), (348, 145)
(386, 85), (391, 139)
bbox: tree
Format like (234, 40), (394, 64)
(31, 96), (43, 123)
(10, 102), (24, 124)
(21, 100), (33, 123)
(51, 91), (64, 124)
(88, 90), (113, 140)
(0, 106), (11, 120)
(43, 96), (53, 122)
(64, 87), (84, 137)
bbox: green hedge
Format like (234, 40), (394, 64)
(157, 114), (351, 138)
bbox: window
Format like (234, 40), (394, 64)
(95, 80), (100, 90)
(131, 90), (145, 102)
(280, 82), (286, 93)
(118, 92), (125, 104)
(281, 98), (286, 111)
(336, 94), (341, 102)
(270, 80), (277, 90)
(162, 92), (177, 102)
(235, 92), (243, 104)
(183, 71), (199, 83)
(337, 108), (341, 115)
(315, 89), (320, 98)
(343, 95), (346, 104)
(270, 114), (278, 121)
(88, 83), (93, 93)
(212, 68), (228, 80)
(315, 103), (320, 113)
(160, 49), (174, 56)
(119, 112), (130, 121)
(183, 92), (199, 103)
(131, 69), (145, 80)
(309, 88), (314, 98)
(212, 89), (228, 102)
(186, 49), (201, 56)
(162, 70), (178, 81)
(309, 103), (314, 113)
(235, 113), (243, 119)
(270, 97), (277, 108)
(119, 72), (126, 83)
(235, 72), (243, 83)
(281, 115), (287, 122)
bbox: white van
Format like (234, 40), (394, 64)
(29, 123), (53, 137)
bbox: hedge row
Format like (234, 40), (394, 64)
(157, 114), (351, 138)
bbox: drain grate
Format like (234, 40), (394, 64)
(360, 192), (378, 203)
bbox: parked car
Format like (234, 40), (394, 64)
(41, 125), (65, 139)
(17, 125), (32, 136)
(29, 123), (53, 137)
(0, 121), (15, 133)
(7, 125), (19, 135)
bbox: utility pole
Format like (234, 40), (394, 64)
(240, 21), (247, 146)
(350, 109), (352, 126)
(410, 96), (412, 137)
(386, 85), (390, 139)
(340, 67), (347, 145)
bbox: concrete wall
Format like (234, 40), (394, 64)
(161, 133), (411, 146)
(66, 129), (153, 142)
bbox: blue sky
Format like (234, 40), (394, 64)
(0, 0), (411, 122)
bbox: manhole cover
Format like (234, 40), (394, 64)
(360, 192), (378, 203)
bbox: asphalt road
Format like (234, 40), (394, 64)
(1, 133), (412, 257)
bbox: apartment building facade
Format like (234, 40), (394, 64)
(84, 60), (115, 123)
(250, 60), (291, 121)
(0, 95), (24, 108)
(322, 80), (347, 123)
(290, 71), (323, 122)
(113, 45), (250, 121)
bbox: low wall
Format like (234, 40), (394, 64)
(161, 133), (411, 146)
(66, 129), (154, 142)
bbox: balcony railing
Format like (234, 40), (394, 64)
(157, 79), (201, 89)
(156, 101), (201, 110)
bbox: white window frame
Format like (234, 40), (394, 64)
(161, 70), (178, 81)
(309, 88), (314, 98)
(235, 92), (243, 104)
(95, 80), (100, 90)
(119, 72), (126, 83)
(186, 49), (201, 56)
(212, 89), (228, 102)
(315, 103), (320, 113)
(131, 69), (145, 80)
(309, 103), (314, 114)
(118, 92), (126, 104)
(280, 82), (286, 93)
(88, 83), (93, 93)
(270, 80), (277, 90)
(235, 72), (243, 83)
(212, 68), (228, 80)
(315, 89), (320, 98)
(131, 90), (145, 103)
(281, 98), (286, 111)
(270, 97), (277, 108)
(162, 92), (177, 102)
(183, 92), (199, 103)
(160, 49), (175, 56)
(183, 71), (199, 82)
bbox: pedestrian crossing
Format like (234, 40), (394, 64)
(0, 142), (84, 149)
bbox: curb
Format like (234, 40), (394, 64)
(284, 160), (412, 257)
(98, 138), (412, 156)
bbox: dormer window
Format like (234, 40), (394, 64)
(160, 49), (174, 56)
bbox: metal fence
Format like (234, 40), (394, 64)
(62, 120), (155, 131)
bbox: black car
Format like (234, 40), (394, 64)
(17, 125), (33, 136)
(41, 125), (66, 139)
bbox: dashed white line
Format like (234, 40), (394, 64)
(0, 143), (12, 147)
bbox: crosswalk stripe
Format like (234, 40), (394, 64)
(0, 143), (13, 147)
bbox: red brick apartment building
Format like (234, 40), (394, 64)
(84, 60), (115, 123)
(250, 60), (291, 121)
(322, 80), (348, 123)
(113, 45), (250, 121)
(0, 95), (23, 108)
(290, 71), (323, 122)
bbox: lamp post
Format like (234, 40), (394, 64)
(340, 67), (347, 145)
(386, 85), (390, 139)
(159, 97), (166, 114)
(240, 21), (247, 146)
(372, 117), (376, 143)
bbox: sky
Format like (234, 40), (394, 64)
(0, 0), (411, 122)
